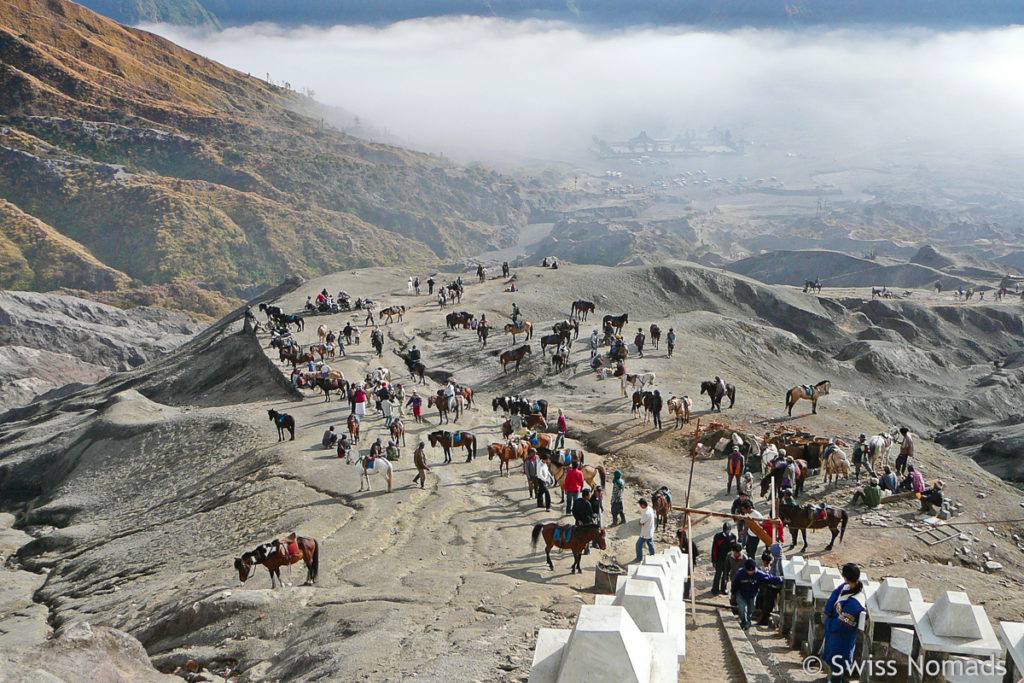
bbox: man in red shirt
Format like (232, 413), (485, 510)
(555, 409), (568, 449)
(564, 462), (585, 515)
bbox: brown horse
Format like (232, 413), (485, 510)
(547, 460), (606, 502)
(531, 523), (607, 573)
(380, 305), (405, 324)
(779, 502), (848, 552)
(234, 533), (319, 588)
(760, 459), (808, 497)
(309, 343), (336, 361)
(347, 413), (360, 444)
(458, 385), (475, 410)
(428, 392), (462, 424)
(652, 489), (673, 531)
(540, 332), (570, 356)
(501, 414), (547, 438)
(389, 419), (406, 447)
(504, 321), (533, 342)
(499, 345), (532, 373)
(631, 390), (654, 423)
(649, 324), (661, 350)
(571, 299), (595, 320)
(667, 395), (692, 427)
(488, 440), (527, 476)
(784, 380), (831, 416)
(428, 429), (477, 463)
(552, 347), (569, 373)
(602, 313), (629, 333)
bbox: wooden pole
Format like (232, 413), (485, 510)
(671, 507), (776, 545)
(684, 420), (700, 624)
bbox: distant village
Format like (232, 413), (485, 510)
(593, 128), (744, 159)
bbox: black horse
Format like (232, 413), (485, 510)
(268, 409), (295, 441)
(275, 313), (305, 331)
(313, 376), (347, 403)
(700, 379), (736, 412)
(492, 396), (549, 418)
(258, 302), (283, 320)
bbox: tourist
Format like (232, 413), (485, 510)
(534, 453), (554, 510)
(610, 470), (626, 526)
(563, 462), (584, 515)
(412, 441), (430, 489)
(321, 426), (337, 449)
(427, 276), (435, 295)
(822, 563), (866, 682)
(710, 522), (737, 595)
(725, 544), (748, 598)
(850, 478), (882, 508)
(731, 558), (783, 630)
(634, 498), (655, 563)
(353, 384), (367, 417)
(406, 390), (423, 423)
(414, 277), (420, 295)
(555, 409), (568, 449)
(726, 446), (745, 495)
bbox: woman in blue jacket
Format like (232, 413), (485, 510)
(822, 563), (866, 682)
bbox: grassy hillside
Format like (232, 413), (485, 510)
(0, 0), (527, 315)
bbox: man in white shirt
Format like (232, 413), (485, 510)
(634, 498), (655, 563)
(443, 380), (457, 412)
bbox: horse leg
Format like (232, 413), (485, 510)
(825, 528), (837, 551)
(546, 546), (554, 570)
(812, 398), (817, 415)
(800, 529), (808, 553)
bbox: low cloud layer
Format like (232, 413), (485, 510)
(149, 19), (1024, 163)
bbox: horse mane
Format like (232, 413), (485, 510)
(815, 380), (830, 387)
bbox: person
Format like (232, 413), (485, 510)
(427, 276), (435, 295)
(634, 328), (645, 358)
(650, 390), (663, 430)
(511, 302), (521, 325)
(727, 446), (745, 494)
(407, 277), (414, 295)
(676, 530), (699, 598)
(412, 441), (430, 488)
(364, 306), (375, 327)
(822, 563), (866, 682)
(739, 472), (754, 497)
(336, 433), (351, 459)
(610, 470), (626, 526)
(666, 328), (676, 358)
(741, 501), (764, 557)
(385, 440), (399, 461)
(564, 462), (584, 515)
(711, 522), (737, 595)
(634, 498), (655, 563)
(369, 437), (383, 461)
(851, 478), (882, 508)
(523, 449), (539, 498)
(895, 426), (914, 476)
(755, 549), (782, 626)
(724, 543), (748, 598)
(443, 379), (457, 413)
(408, 344), (421, 364)
(573, 488), (594, 526)
(555, 409), (567, 449)
(381, 394), (394, 427)
(898, 464), (926, 493)
(731, 558), (783, 630)
(920, 480), (945, 513)
(783, 456), (797, 491)
(414, 277), (420, 295)
(406, 390), (423, 423)
(590, 486), (604, 528)
(851, 434), (874, 481)
(322, 426), (338, 449)
(502, 261), (509, 277)
(780, 488), (798, 508)
(343, 323), (354, 345)
(878, 465), (897, 493)
(589, 329), (599, 359)
(353, 384), (367, 417)
(509, 411), (524, 436)
(534, 453), (554, 510)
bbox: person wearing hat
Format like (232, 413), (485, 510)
(589, 329), (599, 359)
(412, 441), (430, 488)
(406, 390), (423, 423)
(634, 498), (655, 563)
(730, 556), (783, 630)
(633, 328), (646, 358)
(851, 433), (874, 481)
(851, 478), (882, 508)
(610, 470), (626, 526)
(920, 479), (945, 513)
(726, 445), (745, 494)
(710, 522), (737, 595)
(822, 563), (866, 681)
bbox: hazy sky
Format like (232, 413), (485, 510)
(149, 19), (1024, 162)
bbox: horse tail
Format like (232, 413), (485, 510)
(784, 389), (791, 410)
(311, 538), (320, 582)
(597, 465), (606, 488)
(839, 509), (849, 544)
(531, 523), (544, 552)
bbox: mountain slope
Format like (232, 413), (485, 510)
(0, 0), (526, 314)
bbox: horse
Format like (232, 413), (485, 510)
(499, 345), (532, 373)
(267, 409), (295, 441)
(309, 343), (336, 361)
(803, 280), (822, 294)
(312, 376), (346, 403)
(380, 305), (405, 324)
(259, 303), (283, 321)
(345, 449), (393, 492)
(649, 324), (661, 350)
(488, 440), (527, 476)
(492, 396), (549, 418)
(501, 415), (547, 438)
(233, 533), (319, 588)
(477, 324), (489, 347)
(822, 444), (851, 487)
(428, 391), (462, 424)
(667, 395), (693, 427)
(458, 385), (475, 410)
(407, 359), (427, 384)
(275, 313), (305, 331)
(602, 313), (629, 333)
(428, 430), (477, 463)
(531, 523), (606, 573)
(631, 391), (654, 423)
(570, 299), (595, 320)
(784, 380), (831, 416)
(778, 502), (848, 552)
(446, 311), (474, 329)
(540, 332), (570, 356)
(504, 321), (533, 343)
(651, 489), (673, 531)
(621, 372), (656, 397)
(316, 324), (328, 344)
(700, 380), (736, 412)
(552, 347), (569, 373)
(547, 460), (606, 502)
(389, 419), (406, 447)
(866, 426), (899, 471)
(552, 319), (579, 340)
(347, 413), (360, 444)
(760, 459), (808, 497)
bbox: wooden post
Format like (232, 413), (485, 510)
(770, 477), (777, 543)
(684, 420), (700, 624)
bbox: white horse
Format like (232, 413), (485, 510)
(621, 371), (657, 396)
(371, 367), (391, 385)
(822, 444), (851, 487)
(866, 426), (899, 472)
(345, 449), (393, 492)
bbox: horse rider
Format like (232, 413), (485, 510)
(407, 344), (422, 368)
(666, 328), (676, 358)
(780, 488), (797, 508)
(511, 302), (521, 326)
(573, 489), (595, 554)
(368, 437), (383, 464)
(444, 379), (457, 413)
(894, 426), (914, 476)
(534, 452), (554, 510)
(634, 328), (646, 358)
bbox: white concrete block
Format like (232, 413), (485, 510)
(998, 622), (1024, 678)
(927, 592), (982, 639)
(782, 555), (806, 580)
(811, 568), (844, 600)
(618, 579), (669, 634)
(556, 606), (653, 683)
(891, 627), (915, 656)
(943, 656), (1004, 683)
(867, 577), (925, 626)
(643, 553), (687, 584)
(910, 593), (1001, 657)
(529, 628), (571, 683)
(625, 564), (680, 602)
(794, 560), (823, 588)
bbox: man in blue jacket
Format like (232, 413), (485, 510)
(822, 563), (867, 682)
(731, 558), (783, 630)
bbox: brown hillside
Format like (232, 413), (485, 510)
(0, 0), (527, 314)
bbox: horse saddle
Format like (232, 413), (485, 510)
(365, 457), (375, 469)
(442, 430), (452, 441)
(553, 524), (573, 544)
(277, 534), (301, 560)
(801, 384), (813, 396)
(561, 451), (571, 466)
(452, 432), (461, 444)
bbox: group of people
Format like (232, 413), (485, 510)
(306, 288), (351, 313)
